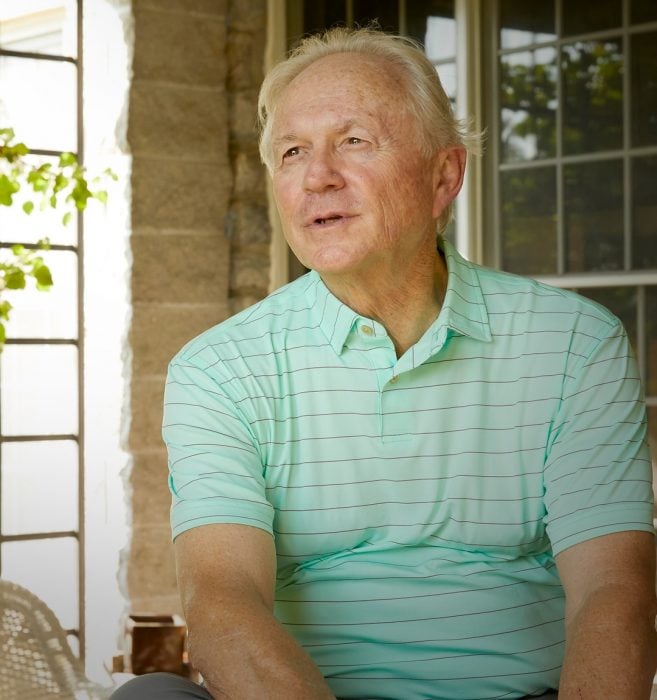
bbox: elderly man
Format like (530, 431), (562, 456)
(114, 27), (656, 700)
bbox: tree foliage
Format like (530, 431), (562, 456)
(0, 127), (116, 348)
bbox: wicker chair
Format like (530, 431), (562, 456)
(0, 579), (112, 699)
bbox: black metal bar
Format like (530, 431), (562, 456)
(0, 531), (79, 543)
(0, 48), (77, 64)
(2, 338), (78, 345)
(0, 434), (79, 443)
(0, 242), (78, 252)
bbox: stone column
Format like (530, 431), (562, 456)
(124, 0), (270, 614)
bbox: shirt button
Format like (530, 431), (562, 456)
(361, 325), (374, 336)
(390, 375), (399, 384)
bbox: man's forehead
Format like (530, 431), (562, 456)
(285, 51), (397, 94)
(275, 54), (403, 122)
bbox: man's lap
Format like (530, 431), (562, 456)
(109, 671), (559, 699)
(109, 672), (213, 699)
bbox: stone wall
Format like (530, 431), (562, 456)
(124, 0), (270, 614)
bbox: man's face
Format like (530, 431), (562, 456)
(270, 53), (444, 280)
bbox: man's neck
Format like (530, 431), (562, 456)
(321, 250), (448, 359)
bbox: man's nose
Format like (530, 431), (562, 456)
(303, 150), (345, 192)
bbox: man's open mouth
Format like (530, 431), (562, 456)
(315, 215), (344, 225)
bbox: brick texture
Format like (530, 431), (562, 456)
(124, 0), (271, 615)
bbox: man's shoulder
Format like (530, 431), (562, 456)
(170, 273), (316, 367)
(473, 261), (620, 330)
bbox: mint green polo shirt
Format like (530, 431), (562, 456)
(163, 240), (653, 700)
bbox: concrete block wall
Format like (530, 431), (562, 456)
(125, 0), (270, 614)
(226, 0), (270, 312)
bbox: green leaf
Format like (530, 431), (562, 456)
(0, 128), (16, 142)
(34, 263), (53, 290)
(71, 180), (92, 210)
(54, 173), (68, 193)
(14, 142), (29, 157)
(0, 173), (19, 206)
(95, 189), (108, 204)
(0, 300), (12, 321)
(62, 211), (72, 226)
(4, 268), (26, 289)
(27, 170), (48, 193)
(0, 320), (5, 349)
(22, 200), (35, 215)
(59, 152), (77, 167)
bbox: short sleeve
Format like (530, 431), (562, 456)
(163, 351), (274, 541)
(543, 319), (654, 555)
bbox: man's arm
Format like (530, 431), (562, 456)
(175, 523), (336, 700)
(556, 530), (657, 699)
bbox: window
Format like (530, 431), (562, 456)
(0, 0), (84, 657)
(483, 0), (657, 471)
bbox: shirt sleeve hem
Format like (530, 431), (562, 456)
(548, 504), (655, 557)
(171, 512), (274, 542)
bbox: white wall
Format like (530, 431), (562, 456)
(83, 0), (132, 682)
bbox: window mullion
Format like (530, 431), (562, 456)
(623, 0), (632, 271)
(455, 0), (484, 262)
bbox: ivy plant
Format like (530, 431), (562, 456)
(0, 127), (115, 348)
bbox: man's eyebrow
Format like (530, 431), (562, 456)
(272, 134), (299, 149)
(272, 119), (363, 149)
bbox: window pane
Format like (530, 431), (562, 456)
(0, 1), (77, 57)
(0, 155), (78, 247)
(562, 40), (623, 155)
(425, 17), (456, 62)
(500, 48), (557, 162)
(2, 249), (78, 339)
(632, 156), (657, 269)
(353, 0), (399, 32)
(499, 0), (555, 50)
(579, 287), (637, 352)
(500, 166), (556, 275)
(0, 344), (78, 436)
(438, 62), (457, 102)
(564, 160), (623, 272)
(631, 0), (657, 24)
(631, 31), (657, 148)
(289, 2), (346, 44)
(0, 56), (77, 152)
(1, 440), (78, 534)
(1, 537), (78, 629)
(648, 407), (657, 507)
(647, 287), (657, 396)
(408, 0), (454, 52)
(562, 0), (621, 36)
(304, 1), (345, 28)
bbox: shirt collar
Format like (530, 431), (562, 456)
(305, 239), (492, 356)
(436, 238), (491, 344)
(304, 272), (360, 355)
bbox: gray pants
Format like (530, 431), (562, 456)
(109, 672), (558, 699)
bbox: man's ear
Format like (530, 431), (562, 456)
(432, 147), (467, 219)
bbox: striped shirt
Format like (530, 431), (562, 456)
(163, 240), (654, 700)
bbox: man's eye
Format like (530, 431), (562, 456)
(347, 137), (362, 145)
(283, 147), (300, 159)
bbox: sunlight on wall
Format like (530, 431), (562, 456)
(83, 0), (132, 682)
